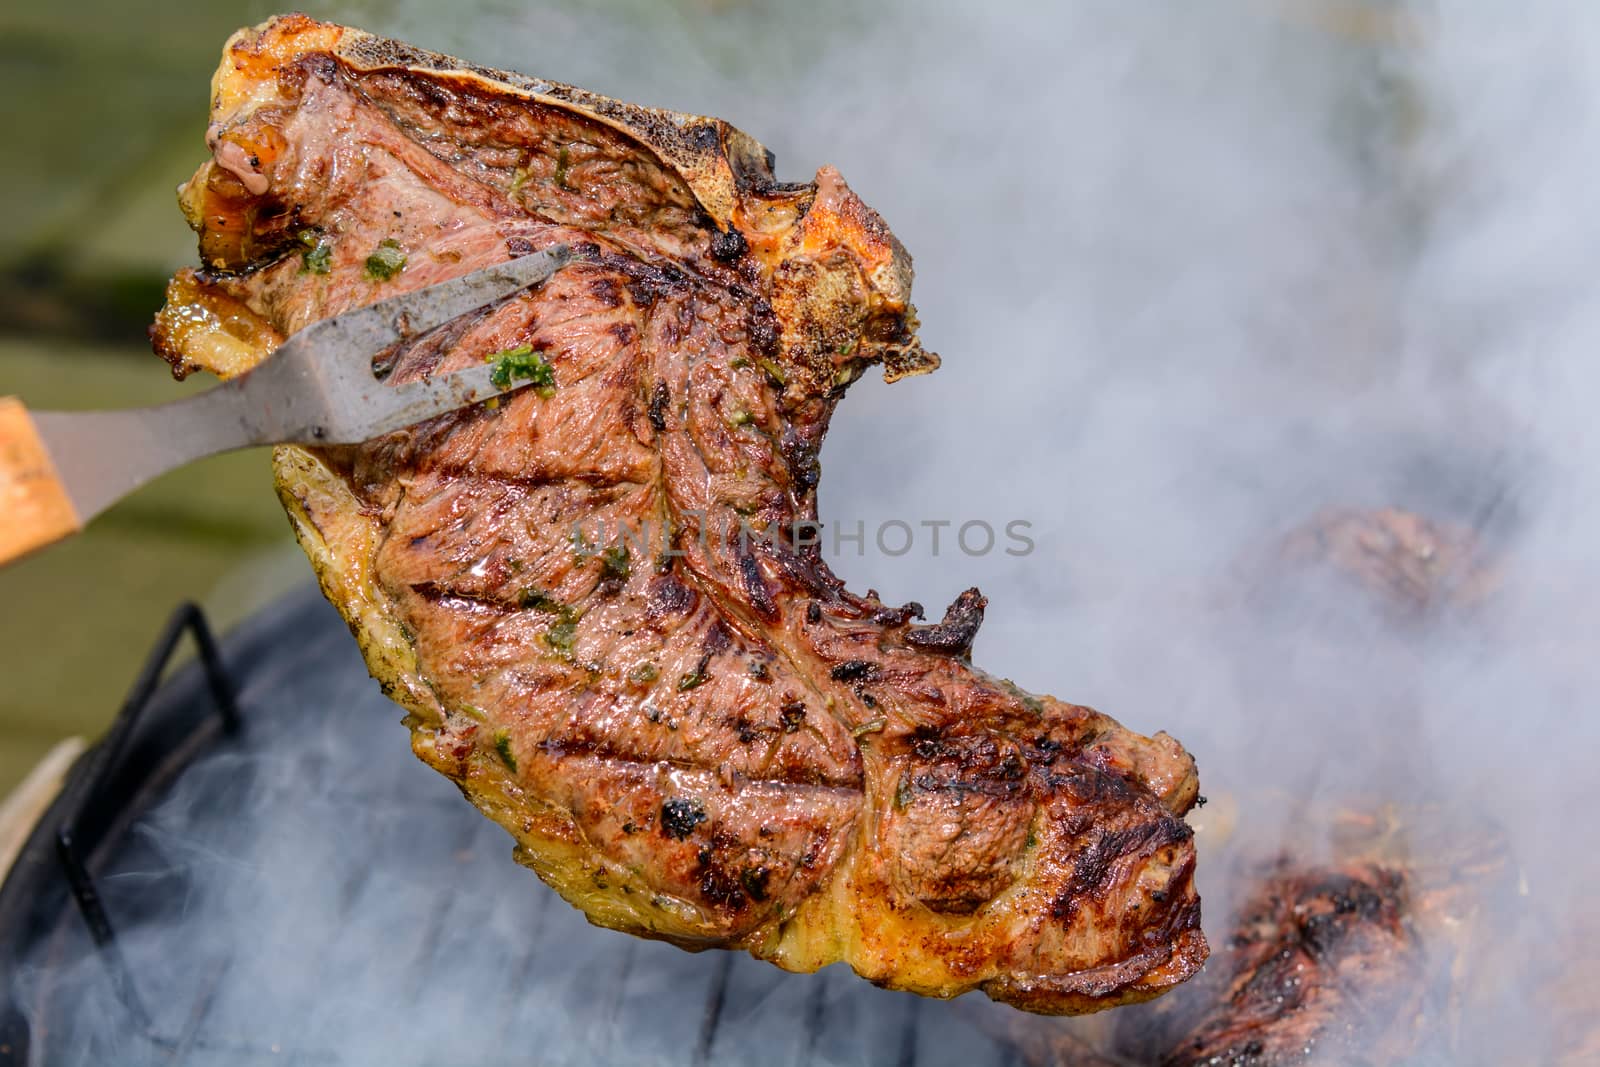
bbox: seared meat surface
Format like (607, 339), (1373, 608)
(1112, 858), (1424, 1065)
(1009, 859), (1425, 1066)
(151, 16), (1205, 1013)
(1005, 806), (1513, 1065)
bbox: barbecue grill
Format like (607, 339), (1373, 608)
(0, 588), (1023, 1066)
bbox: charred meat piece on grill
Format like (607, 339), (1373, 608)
(151, 16), (1206, 1014)
(1002, 859), (1426, 1066)
(1112, 859), (1426, 1065)
(1004, 863), (1420, 1062)
(1002, 804), (1515, 1064)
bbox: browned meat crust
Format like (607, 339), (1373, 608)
(1117, 860), (1424, 1065)
(1004, 859), (1424, 1065)
(1002, 804), (1517, 1064)
(151, 15), (1206, 1014)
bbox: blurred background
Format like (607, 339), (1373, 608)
(1, 2), (295, 795)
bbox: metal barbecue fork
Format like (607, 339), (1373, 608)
(0, 245), (572, 566)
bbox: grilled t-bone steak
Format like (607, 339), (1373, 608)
(151, 15), (1206, 1013)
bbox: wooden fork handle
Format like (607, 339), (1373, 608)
(0, 397), (81, 565)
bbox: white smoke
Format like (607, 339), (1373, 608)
(13, 0), (1599, 1061)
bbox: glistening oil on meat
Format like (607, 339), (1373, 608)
(150, 15), (1206, 1014)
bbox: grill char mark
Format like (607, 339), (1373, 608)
(153, 14), (1206, 1016)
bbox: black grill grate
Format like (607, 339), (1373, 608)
(0, 588), (1022, 1066)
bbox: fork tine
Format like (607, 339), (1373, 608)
(311, 362), (510, 443)
(290, 244), (572, 363)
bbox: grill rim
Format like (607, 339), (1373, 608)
(0, 587), (329, 1066)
